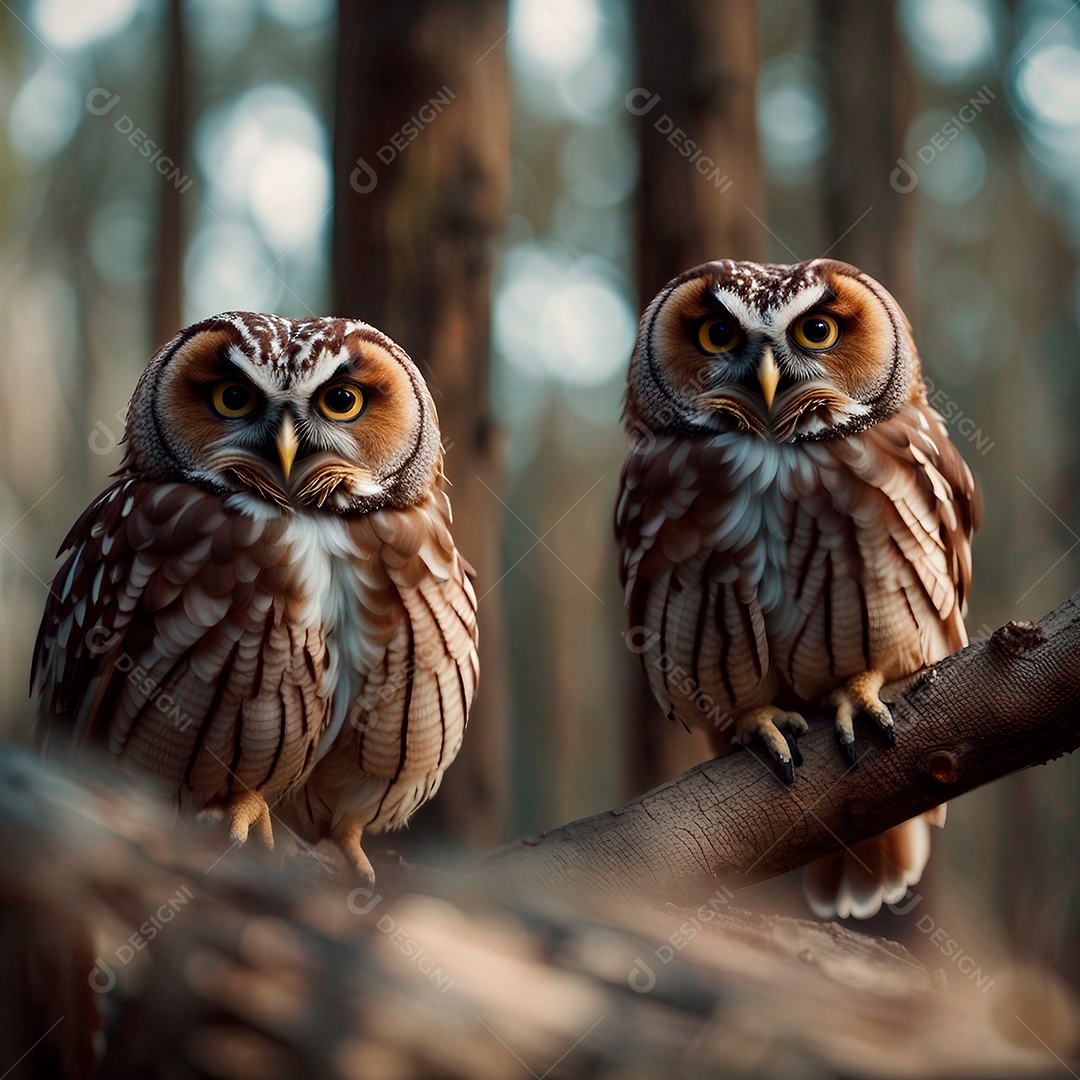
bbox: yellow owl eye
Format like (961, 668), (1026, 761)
(316, 383), (365, 421)
(697, 318), (741, 354)
(792, 313), (841, 350)
(212, 381), (257, 418)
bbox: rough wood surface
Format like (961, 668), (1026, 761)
(485, 596), (1080, 906)
(0, 749), (1067, 1078)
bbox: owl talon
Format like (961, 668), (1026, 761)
(838, 736), (858, 767)
(199, 790), (275, 849)
(785, 733), (804, 768)
(732, 706), (809, 784)
(231, 793), (275, 848)
(314, 817), (376, 883)
(831, 671), (893, 764)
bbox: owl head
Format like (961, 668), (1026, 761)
(625, 258), (921, 443)
(121, 312), (442, 514)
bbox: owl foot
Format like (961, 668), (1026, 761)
(731, 706), (809, 784)
(198, 790), (275, 848)
(314, 817), (376, 883)
(830, 671), (894, 765)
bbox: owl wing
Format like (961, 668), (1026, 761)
(32, 479), (329, 804)
(616, 434), (775, 729)
(299, 488), (479, 833)
(783, 400), (981, 697)
(796, 402), (980, 920)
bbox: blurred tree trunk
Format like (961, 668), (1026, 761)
(332, 0), (510, 849)
(152, 0), (187, 347)
(968, 0), (1080, 990)
(814, 0), (915, 310)
(633, 0), (765, 297)
(628, 0), (765, 793)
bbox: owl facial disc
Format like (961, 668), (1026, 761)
(626, 258), (917, 443)
(121, 312), (444, 515)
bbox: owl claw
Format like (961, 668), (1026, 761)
(314, 817), (376, 883)
(830, 671), (894, 764)
(785, 733), (804, 768)
(199, 790), (275, 849)
(838, 736), (858, 767)
(732, 706), (809, 784)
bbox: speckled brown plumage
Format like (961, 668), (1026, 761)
(32, 312), (479, 880)
(617, 258), (980, 918)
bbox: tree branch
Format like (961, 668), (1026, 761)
(485, 591), (1080, 906)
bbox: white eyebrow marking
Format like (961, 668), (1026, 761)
(708, 279), (828, 332)
(769, 282), (829, 328)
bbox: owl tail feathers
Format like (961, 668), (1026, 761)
(802, 806), (947, 920)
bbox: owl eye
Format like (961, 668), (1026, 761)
(212, 381), (257, 418)
(316, 383), (365, 421)
(792, 313), (841, 351)
(696, 318), (742, 354)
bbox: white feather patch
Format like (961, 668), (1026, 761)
(280, 514), (381, 760)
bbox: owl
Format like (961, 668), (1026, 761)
(616, 259), (980, 918)
(32, 312), (479, 881)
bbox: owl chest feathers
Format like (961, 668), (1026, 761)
(272, 502), (477, 773)
(271, 494), (479, 832)
(35, 477), (477, 829)
(273, 512), (383, 759)
(620, 405), (977, 718)
(695, 437), (798, 614)
(626, 434), (812, 613)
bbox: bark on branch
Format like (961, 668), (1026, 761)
(485, 592), (1080, 906)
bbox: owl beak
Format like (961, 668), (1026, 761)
(276, 412), (299, 483)
(757, 347), (781, 413)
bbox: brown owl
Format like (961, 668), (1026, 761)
(32, 312), (479, 881)
(616, 259), (979, 918)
